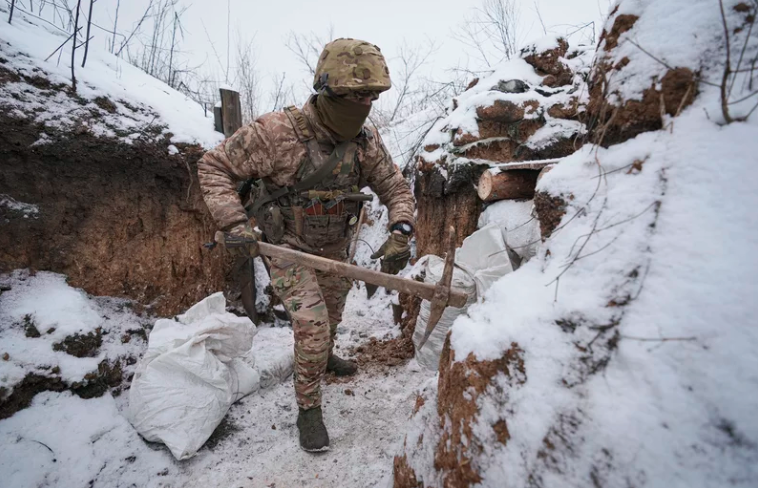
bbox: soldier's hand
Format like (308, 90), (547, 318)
(214, 222), (260, 258)
(371, 232), (411, 275)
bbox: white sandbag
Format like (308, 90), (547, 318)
(128, 292), (258, 460)
(456, 223), (514, 296)
(413, 225), (515, 371)
(477, 200), (541, 261)
(412, 257), (477, 371)
(240, 327), (295, 389)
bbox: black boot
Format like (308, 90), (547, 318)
(297, 406), (330, 452)
(326, 354), (358, 376)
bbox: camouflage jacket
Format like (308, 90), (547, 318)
(197, 97), (415, 241)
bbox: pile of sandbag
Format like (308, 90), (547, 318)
(412, 224), (524, 370)
(128, 292), (293, 460)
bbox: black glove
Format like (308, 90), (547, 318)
(215, 222), (259, 258)
(371, 232), (411, 275)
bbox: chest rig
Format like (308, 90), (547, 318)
(250, 106), (369, 252)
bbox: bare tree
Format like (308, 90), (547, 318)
(9, 0), (17, 24)
(70, 0), (82, 91)
(109, 0), (120, 54)
(285, 25), (335, 76)
(454, 0), (521, 68)
(235, 35), (261, 123)
(81, 0), (95, 68)
(269, 72), (297, 112)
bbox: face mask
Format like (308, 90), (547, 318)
(315, 94), (372, 141)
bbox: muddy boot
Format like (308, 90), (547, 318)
(297, 406), (330, 452)
(326, 354), (358, 376)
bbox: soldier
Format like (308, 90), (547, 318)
(197, 38), (415, 452)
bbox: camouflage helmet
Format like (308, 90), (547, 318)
(313, 38), (391, 96)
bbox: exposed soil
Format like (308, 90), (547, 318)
(587, 10), (696, 147)
(534, 191), (568, 239)
(598, 14), (639, 52)
(433, 337), (526, 487)
(522, 37), (573, 87)
(393, 452), (422, 488)
(52, 328), (103, 358)
(586, 66), (697, 147)
(0, 113), (231, 317)
(0, 357), (130, 420)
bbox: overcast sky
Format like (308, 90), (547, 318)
(91, 0), (611, 106)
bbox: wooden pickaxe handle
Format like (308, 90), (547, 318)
(213, 231), (468, 309)
(416, 226), (460, 350)
(256, 241), (468, 308)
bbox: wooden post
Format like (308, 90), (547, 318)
(220, 88), (242, 137)
(213, 105), (224, 134)
(477, 169), (540, 202)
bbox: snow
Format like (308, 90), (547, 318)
(398, 0), (758, 485)
(418, 44), (594, 169)
(0, 263), (428, 487)
(0, 194), (40, 217)
(0, 270), (149, 388)
(0, 391), (177, 488)
(0, 175), (424, 486)
(0, 4), (224, 148)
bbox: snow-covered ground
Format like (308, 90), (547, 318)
(0, 267), (428, 488)
(0, 4), (222, 149)
(398, 0), (758, 486)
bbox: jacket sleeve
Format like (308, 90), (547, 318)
(361, 129), (416, 229)
(197, 118), (278, 230)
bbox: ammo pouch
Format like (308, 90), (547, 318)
(251, 181), (285, 243)
(279, 208), (348, 249)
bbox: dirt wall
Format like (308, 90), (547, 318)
(0, 114), (230, 316)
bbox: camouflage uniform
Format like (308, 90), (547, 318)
(197, 97), (415, 410)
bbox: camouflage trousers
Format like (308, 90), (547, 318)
(269, 252), (352, 410)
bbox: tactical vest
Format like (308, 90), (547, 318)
(250, 106), (368, 252)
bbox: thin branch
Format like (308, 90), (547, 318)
(621, 335), (696, 342)
(80, 0), (94, 68)
(70, 0), (81, 92)
(719, 0), (734, 123)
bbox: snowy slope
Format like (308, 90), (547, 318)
(0, 4), (223, 148)
(397, 0), (758, 486)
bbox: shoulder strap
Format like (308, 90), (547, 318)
(251, 141), (351, 215)
(283, 106), (314, 142)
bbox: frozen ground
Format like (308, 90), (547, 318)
(0, 266), (428, 488)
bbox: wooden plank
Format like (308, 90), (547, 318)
(220, 88), (242, 137)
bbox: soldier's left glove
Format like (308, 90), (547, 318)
(371, 232), (411, 275)
(214, 222), (260, 258)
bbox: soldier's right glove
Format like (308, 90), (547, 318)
(371, 232), (411, 275)
(215, 222), (260, 258)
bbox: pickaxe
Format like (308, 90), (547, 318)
(209, 226), (464, 350)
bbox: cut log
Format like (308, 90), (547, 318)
(477, 169), (540, 202)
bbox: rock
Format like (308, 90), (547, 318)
(490, 79), (529, 94)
